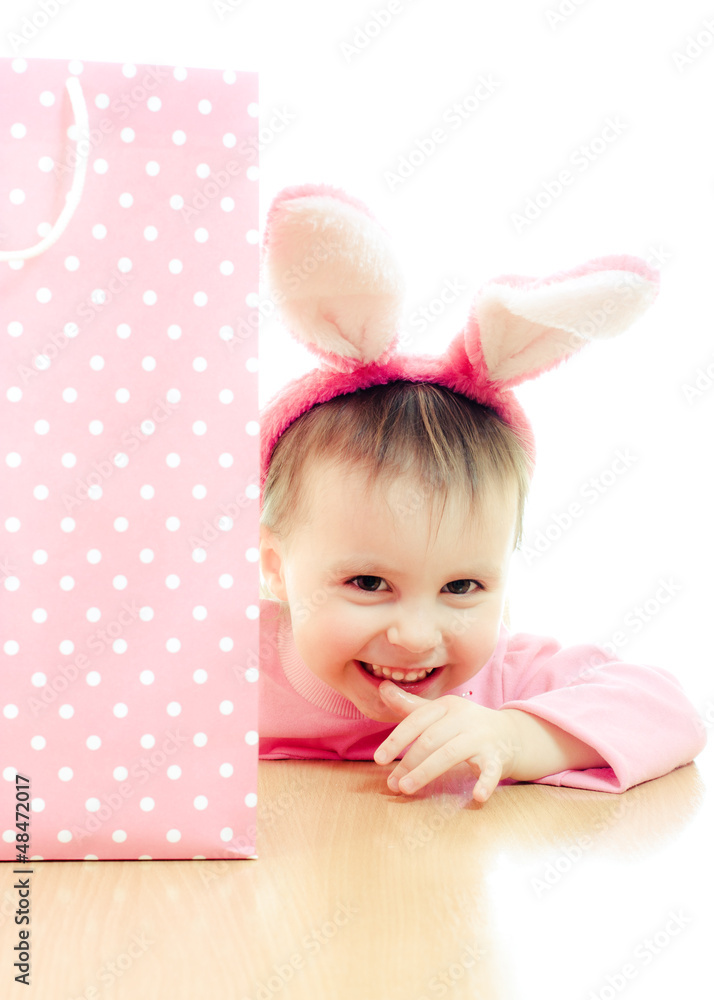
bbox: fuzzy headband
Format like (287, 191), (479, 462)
(259, 183), (659, 496)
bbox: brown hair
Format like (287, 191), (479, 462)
(261, 381), (532, 552)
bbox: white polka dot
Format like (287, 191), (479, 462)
(165, 516), (180, 531)
(59, 639), (74, 655)
(3, 704), (18, 719)
(32, 484), (48, 500)
(169, 195), (183, 210)
(166, 830), (181, 843)
(139, 485), (154, 500)
(218, 453), (233, 468)
(172, 130), (186, 145)
(113, 639), (127, 654)
(195, 228), (208, 243)
(10, 188), (26, 205)
(11, 123), (27, 138)
(112, 830), (127, 843)
(139, 607), (154, 621)
(193, 669), (208, 684)
(167, 324), (181, 339)
(68, 60), (84, 75)
(219, 325), (233, 342)
(144, 225), (158, 241)
(245, 547), (259, 562)
(223, 133), (237, 148)
(219, 261), (234, 275)
(147, 97), (161, 111)
(245, 668), (259, 683)
(192, 548), (206, 563)
(60, 518), (75, 532)
(194, 796), (208, 810)
(12, 59), (28, 73)
(218, 516), (232, 531)
(198, 99), (212, 114)
(62, 387), (78, 402)
(192, 420), (207, 435)
(167, 765), (181, 779)
(140, 798), (155, 811)
(58, 704), (74, 719)
(86, 735), (101, 750)
(113, 575), (128, 590)
(193, 606), (207, 621)
(115, 388), (130, 403)
(113, 766), (128, 780)
(32, 799), (45, 812)
(114, 517), (129, 532)
(122, 63), (137, 77)
(245, 730), (258, 745)
(7, 387), (22, 402)
(61, 453), (76, 468)
(247, 165), (259, 181)
(168, 259), (182, 274)
(121, 128), (135, 143)
(3, 767), (17, 781)
(95, 93), (110, 109)
(34, 354), (51, 371)
(246, 604), (259, 620)
(86, 608), (101, 623)
(166, 701), (181, 716)
(6, 454), (21, 468)
(117, 323), (131, 339)
(57, 830), (72, 843)
(246, 484), (259, 500)
(4, 640), (19, 655)
(165, 575), (180, 589)
(246, 420), (259, 436)
(220, 701), (234, 715)
(221, 197), (235, 212)
(31, 671), (47, 686)
(193, 732), (207, 747)
(34, 419), (49, 435)
(8, 321), (23, 336)
(117, 258), (132, 273)
(4, 577), (19, 591)
(92, 224), (107, 239)
(94, 159), (108, 174)
(140, 734), (155, 749)
(113, 703), (128, 718)
(219, 574), (233, 589)
(166, 638), (181, 653)
(119, 193), (133, 208)
(89, 355), (104, 370)
(139, 548), (154, 563)
(143, 290), (157, 305)
(192, 484), (207, 499)
(33, 549), (48, 564)
(31, 608), (47, 625)
(219, 637), (233, 652)
(139, 671), (154, 685)
(58, 767), (73, 781)
(142, 356), (156, 371)
(86, 672), (101, 687)
(246, 229), (259, 244)
(245, 791), (257, 806)
(220, 764), (234, 778)
(166, 453), (181, 468)
(193, 291), (208, 307)
(86, 798), (100, 812)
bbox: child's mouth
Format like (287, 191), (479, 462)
(356, 660), (444, 693)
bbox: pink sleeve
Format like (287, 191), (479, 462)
(497, 633), (707, 793)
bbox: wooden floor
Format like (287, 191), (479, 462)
(2, 746), (712, 999)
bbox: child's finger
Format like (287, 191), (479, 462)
(471, 752), (505, 802)
(389, 734), (476, 795)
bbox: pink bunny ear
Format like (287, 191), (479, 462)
(263, 184), (406, 372)
(466, 255), (660, 387)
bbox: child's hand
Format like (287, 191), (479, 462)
(373, 681), (521, 802)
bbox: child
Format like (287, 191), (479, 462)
(256, 183), (706, 802)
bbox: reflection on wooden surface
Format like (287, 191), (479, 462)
(1, 750), (711, 999)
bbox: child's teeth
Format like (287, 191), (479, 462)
(364, 663), (431, 682)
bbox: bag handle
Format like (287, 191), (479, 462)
(0, 75), (89, 262)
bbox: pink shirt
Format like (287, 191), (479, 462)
(258, 599), (706, 793)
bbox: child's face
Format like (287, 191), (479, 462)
(260, 460), (517, 724)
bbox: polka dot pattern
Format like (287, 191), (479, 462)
(0, 59), (258, 861)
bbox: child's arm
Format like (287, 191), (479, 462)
(499, 708), (608, 779)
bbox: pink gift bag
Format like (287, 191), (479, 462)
(0, 58), (259, 859)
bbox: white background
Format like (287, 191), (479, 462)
(1, 0), (712, 711)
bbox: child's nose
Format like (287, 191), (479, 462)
(386, 618), (442, 654)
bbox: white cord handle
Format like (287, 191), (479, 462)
(0, 75), (89, 262)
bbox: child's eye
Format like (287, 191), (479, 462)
(443, 579), (482, 595)
(349, 575), (386, 592)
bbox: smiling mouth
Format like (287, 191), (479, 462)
(358, 661), (438, 683)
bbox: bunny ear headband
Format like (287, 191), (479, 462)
(259, 182), (659, 493)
